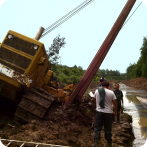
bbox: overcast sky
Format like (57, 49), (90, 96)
(0, 0), (147, 73)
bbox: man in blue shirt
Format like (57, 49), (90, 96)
(99, 75), (106, 87)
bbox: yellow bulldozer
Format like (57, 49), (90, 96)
(0, 30), (75, 123)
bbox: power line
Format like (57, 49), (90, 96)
(40, 0), (94, 39)
(43, 0), (92, 34)
(122, 2), (142, 28)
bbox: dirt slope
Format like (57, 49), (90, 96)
(124, 77), (147, 91)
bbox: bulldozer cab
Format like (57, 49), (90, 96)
(0, 30), (53, 87)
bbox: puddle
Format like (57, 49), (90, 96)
(120, 84), (147, 147)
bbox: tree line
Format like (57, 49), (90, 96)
(126, 37), (147, 79)
(51, 64), (126, 85)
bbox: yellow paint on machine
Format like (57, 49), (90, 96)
(0, 30), (75, 103)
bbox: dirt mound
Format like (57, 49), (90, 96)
(0, 103), (134, 147)
(124, 77), (147, 91)
(0, 81), (134, 147)
(1, 101), (95, 147)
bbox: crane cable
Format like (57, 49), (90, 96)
(43, 0), (92, 34)
(40, 0), (94, 39)
(41, 0), (94, 38)
(122, 1), (142, 28)
(41, 1), (142, 39)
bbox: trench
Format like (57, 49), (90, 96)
(120, 84), (147, 147)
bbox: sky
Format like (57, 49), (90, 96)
(0, 0), (147, 73)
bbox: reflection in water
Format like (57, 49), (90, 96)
(126, 93), (140, 104)
(120, 84), (147, 147)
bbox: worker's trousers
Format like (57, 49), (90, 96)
(94, 111), (113, 141)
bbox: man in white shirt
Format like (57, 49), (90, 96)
(93, 81), (117, 147)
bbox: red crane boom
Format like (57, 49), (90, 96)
(66, 0), (136, 107)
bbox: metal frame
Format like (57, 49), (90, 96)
(1, 139), (70, 147)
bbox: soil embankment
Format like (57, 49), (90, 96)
(123, 77), (147, 92)
(0, 81), (134, 147)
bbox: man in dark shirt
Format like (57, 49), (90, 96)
(113, 83), (123, 123)
(99, 75), (106, 87)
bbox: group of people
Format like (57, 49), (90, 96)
(93, 76), (124, 147)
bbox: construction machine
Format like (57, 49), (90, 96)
(0, 30), (75, 123)
(0, 0), (137, 123)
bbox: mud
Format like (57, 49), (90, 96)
(0, 81), (134, 147)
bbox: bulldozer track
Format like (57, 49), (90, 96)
(14, 88), (55, 123)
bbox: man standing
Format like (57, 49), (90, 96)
(99, 75), (106, 87)
(113, 83), (123, 123)
(99, 78), (104, 87)
(93, 81), (117, 147)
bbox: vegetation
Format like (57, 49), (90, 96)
(48, 35), (126, 85)
(51, 64), (84, 85)
(126, 37), (147, 79)
(93, 69), (127, 82)
(51, 64), (126, 85)
(47, 35), (66, 65)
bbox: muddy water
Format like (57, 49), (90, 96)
(120, 84), (147, 147)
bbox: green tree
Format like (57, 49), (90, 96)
(73, 65), (77, 68)
(126, 63), (136, 79)
(47, 35), (66, 65)
(134, 58), (142, 77)
(142, 58), (147, 77)
(62, 68), (71, 76)
(126, 36), (147, 79)
(140, 37), (147, 78)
